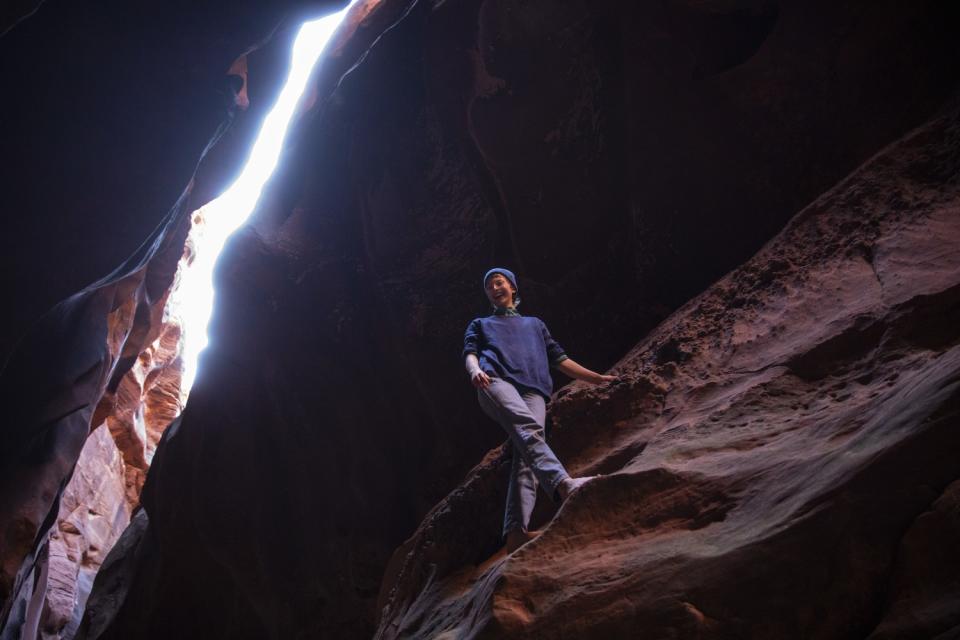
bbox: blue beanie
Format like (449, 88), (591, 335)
(483, 268), (518, 293)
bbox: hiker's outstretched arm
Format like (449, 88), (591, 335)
(554, 358), (617, 385)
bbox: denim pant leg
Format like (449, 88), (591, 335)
(478, 377), (571, 535)
(504, 420), (538, 535)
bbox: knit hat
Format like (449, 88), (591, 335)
(483, 268), (518, 294)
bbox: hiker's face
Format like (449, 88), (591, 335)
(485, 274), (516, 308)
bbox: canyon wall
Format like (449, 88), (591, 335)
(2, 0), (959, 638)
(376, 98), (960, 640)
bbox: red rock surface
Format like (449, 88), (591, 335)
(75, 1), (960, 637)
(0, 3), (410, 636)
(99, 317), (185, 505)
(39, 427), (131, 640)
(2, 1), (960, 639)
(375, 104), (960, 639)
(0, 217), (196, 638)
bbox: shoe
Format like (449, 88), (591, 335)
(504, 528), (540, 553)
(557, 475), (598, 502)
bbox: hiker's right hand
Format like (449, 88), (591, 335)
(471, 370), (492, 389)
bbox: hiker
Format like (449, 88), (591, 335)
(463, 268), (617, 553)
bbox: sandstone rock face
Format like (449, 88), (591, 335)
(73, 1), (960, 639)
(100, 318), (185, 505)
(0, 217), (193, 639)
(375, 104), (960, 639)
(0, 428), (128, 640)
(72, 510), (149, 640)
(1, 70), (205, 640)
(3, 1), (960, 639)
(39, 427), (131, 640)
(0, 0), (351, 362)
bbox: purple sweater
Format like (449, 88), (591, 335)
(462, 312), (568, 400)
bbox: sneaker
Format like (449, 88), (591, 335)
(557, 475), (598, 502)
(504, 528), (541, 553)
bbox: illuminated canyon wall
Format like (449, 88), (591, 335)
(2, 0), (959, 638)
(376, 101), (960, 639)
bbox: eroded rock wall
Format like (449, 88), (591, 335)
(74, 1), (960, 639)
(0, 1), (361, 635)
(38, 427), (131, 640)
(376, 101), (960, 639)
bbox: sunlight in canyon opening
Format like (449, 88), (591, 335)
(162, 0), (361, 401)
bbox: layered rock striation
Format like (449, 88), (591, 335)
(0, 213), (191, 640)
(78, 1), (960, 638)
(2, 0), (959, 639)
(0, 2), (371, 635)
(376, 102), (960, 639)
(39, 428), (131, 640)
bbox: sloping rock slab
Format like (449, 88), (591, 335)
(375, 103), (960, 639)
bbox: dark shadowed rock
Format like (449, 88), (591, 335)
(376, 101), (960, 639)
(2, 0), (960, 638)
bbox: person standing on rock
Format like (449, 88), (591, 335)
(463, 268), (616, 553)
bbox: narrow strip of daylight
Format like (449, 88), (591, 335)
(168, 1), (360, 398)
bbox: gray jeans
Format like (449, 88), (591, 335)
(478, 376), (571, 537)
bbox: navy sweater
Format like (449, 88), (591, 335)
(462, 312), (568, 400)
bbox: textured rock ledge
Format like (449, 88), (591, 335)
(4, 1), (959, 638)
(375, 103), (960, 639)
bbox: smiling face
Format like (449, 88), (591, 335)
(484, 273), (517, 309)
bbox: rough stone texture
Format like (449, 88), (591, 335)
(0, 1), (362, 632)
(73, 509), (149, 640)
(21, 334), (180, 640)
(0, 0), (350, 362)
(100, 317), (184, 505)
(0, 261), (176, 639)
(2, 0), (960, 639)
(1, 205), (184, 640)
(73, 1), (960, 639)
(38, 427), (131, 640)
(0, 41), (230, 640)
(375, 103), (960, 639)
(870, 479), (960, 639)
(0, 3), (402, 637)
